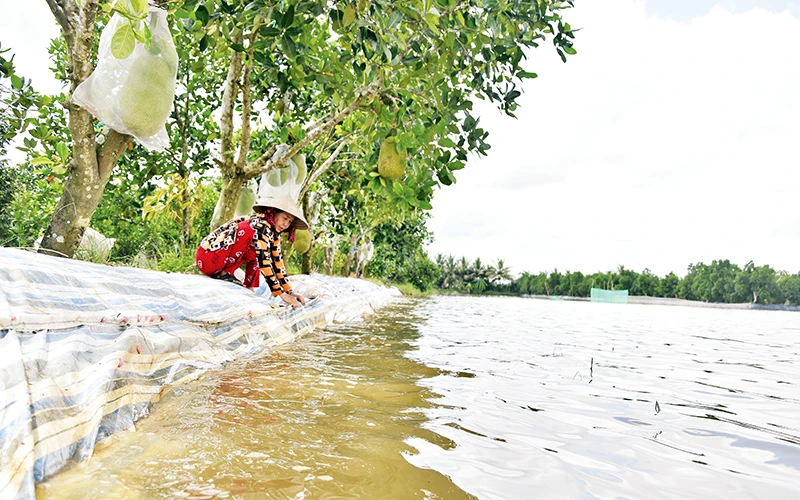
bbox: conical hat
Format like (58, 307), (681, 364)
(252, 195), (309, 230)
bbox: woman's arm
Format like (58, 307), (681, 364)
(269, 235), (293, 294)
(269, 235), (306, 306)
(253, 224), (285, 297)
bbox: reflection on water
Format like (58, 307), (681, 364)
(38, 296), (800, 499)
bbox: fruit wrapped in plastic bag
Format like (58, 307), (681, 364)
(72, 1), (177, 151)
(257, 153), (307, 201)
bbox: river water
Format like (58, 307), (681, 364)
(37, 296), (800, 499)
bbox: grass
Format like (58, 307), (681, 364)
(362, 277), (435, 297)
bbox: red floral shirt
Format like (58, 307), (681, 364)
(200, 214), (292, 296)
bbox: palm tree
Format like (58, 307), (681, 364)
(472, 257), (485, 281)
(490, 259), (512, 285)
(442, 254), (457, 289)
(458, 256), (470, 286)
(435, 253), (459, 289)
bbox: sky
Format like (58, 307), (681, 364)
(426, 0), (800, 277)
(2, 0), (799, 277)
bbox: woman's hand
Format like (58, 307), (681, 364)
(289, 292), (306, 306)
(280, 292), (303, 309)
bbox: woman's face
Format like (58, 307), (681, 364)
(274, 211), (295, 233)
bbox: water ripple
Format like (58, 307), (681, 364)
(37, 296), (800, 499)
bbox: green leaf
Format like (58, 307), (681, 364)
(517, 71), (538, 79)
(131, 0), (148, 16)
(55, 142), (70, 162)
(438, 169), (452, 186)
(143, 24), (154, 52)
(30, 157), (54, 166)
(260, 26), (282, 37)
(450, 161), (465, 170)
(195, 5), (209, 26)
(111, 22), (136, 59)
(230, 43), (246, 52)
(281, 35), (297, 59)
(388, 11), (403, 30)
(281, 5), (295, 28)
(424, 13), (439, 32)
(564, 46), (577, 55)
(417, 199), (433, 210)
(444, 32), (455, 49)
(52, 164), (67, 175)
(132, 26), (146, 44)
(438, 137), (456, 148)
(342, 6), (356, 27)
(10, 74), (22, 90)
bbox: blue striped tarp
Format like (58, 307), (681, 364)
(0, 248), (398, 499)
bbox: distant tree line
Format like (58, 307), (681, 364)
(426, 257), (800, 305)
(514, 260), (800, 305)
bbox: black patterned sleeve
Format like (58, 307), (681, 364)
(252, 219), (284, 296)
(269, 235), (293, 293)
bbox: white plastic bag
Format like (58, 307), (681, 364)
(72, 3), (177, 151)
(257, 152), (307, 201)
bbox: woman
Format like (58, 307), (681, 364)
(196, 195), (308, 309)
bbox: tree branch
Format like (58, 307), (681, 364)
(219, 32), (244, 172)
(65, 0), (100, 90)
(234, 59), (252, 173)
(98, 130), (133, 181)
(233, 21), (263, 173)
(243, 80), (382, 179)
(178, 68), (191, 175)
(381, 87), (432, 102)
(246, 144), (278, 178)
(78, 0), (100, 39)
(44, 0), (72, 35)
(300, 137), (349, 199)
(310, 126), (336, 169)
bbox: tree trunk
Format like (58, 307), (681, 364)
(39, 130), (131, 257)
(341, 233), (360, 277)
(177, 72), (192, 246)
(39, 0), (132, 258)
(299, 193), (313, 274)
(356, 259), (365, 279)
(324, 243), (336, 275)
(181, 190), (190, 246)
(210, 176), (246, 229)
(282, 233), (294, 261)
(301, 243), (313, 274)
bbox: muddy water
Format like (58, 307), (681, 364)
(38, 296), (800, 499)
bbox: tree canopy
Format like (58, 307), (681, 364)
(2, 0), (578, 282)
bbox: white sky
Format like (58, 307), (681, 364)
(427, 0), (800, 277)
(2, 1), (799, 277)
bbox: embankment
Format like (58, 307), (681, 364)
(0, 248), (399, 499)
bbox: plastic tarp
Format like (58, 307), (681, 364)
(0, 248), (399, 499)
(590, 288), (629, 304)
